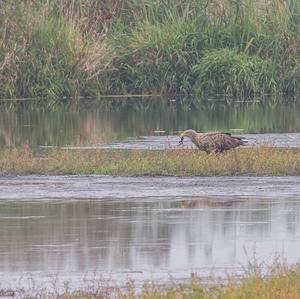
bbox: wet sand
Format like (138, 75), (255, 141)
(0, 175), (300, 200)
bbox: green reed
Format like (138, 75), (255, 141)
(1, 0), (300, 100)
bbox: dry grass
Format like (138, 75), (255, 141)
(1, 146), (300, 176)
(2, 262), (300, 298)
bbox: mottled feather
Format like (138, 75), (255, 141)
(179, 129), (247, 153)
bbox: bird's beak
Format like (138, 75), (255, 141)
(178, 136), (184, 145)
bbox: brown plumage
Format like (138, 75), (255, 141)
(179, 129), (247, 153)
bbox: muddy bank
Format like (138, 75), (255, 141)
(0, 175), (300, 200)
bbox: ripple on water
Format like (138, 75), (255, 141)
(0, 176), (300, 290)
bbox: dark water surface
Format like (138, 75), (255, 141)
(1, 98), (300, 149)
(1, 176), (300, 289)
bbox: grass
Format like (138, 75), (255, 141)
(2, 0), (300, 100)
(2, 262), (300, 298)
(1, 146), (300, 176)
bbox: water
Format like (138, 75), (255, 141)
(1, 176), (300, 290)
(1, 99), (300, 292)
(1, 98), (300, 149)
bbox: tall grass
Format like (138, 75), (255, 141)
(193, 49), (277, 97)
(1, 0), (300, 99)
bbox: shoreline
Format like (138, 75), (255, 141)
(1, 263), (299, 298)
(1, 175), (299, 201)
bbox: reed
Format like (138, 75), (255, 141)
(1, 0), (300, 99)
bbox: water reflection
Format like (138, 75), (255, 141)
(1, 196), (300, 281)
(1, 99), (300, 148)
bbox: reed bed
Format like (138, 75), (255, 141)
(1, 0), (300, 100)
(1, 146), (300, 176)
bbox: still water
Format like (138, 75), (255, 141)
(0, 176), (300, 289)
(1, 99), (300, 291)
(1, 98), (300, 148)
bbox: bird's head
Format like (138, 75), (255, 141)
(178, 129), (197, 145)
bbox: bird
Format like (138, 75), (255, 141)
(179, 129), (247, 154)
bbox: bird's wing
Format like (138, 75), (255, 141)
(199, 132), (246, 148)
(201, 132), (231, 137)
(202, 132), (246, 141)
(200, 132), (233, 143)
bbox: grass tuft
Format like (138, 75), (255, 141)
(1, 146), (300, 176)
(193, 48), (277, 97)
(2, 262), (300, 298)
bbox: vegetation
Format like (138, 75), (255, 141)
(2, 0), (300, 100)
(1, 146), (300, 176)
(2, 262), (300, 298)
